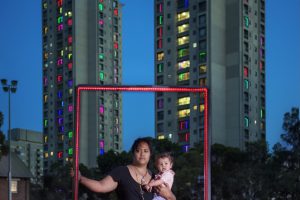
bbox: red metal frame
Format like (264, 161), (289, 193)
(73, 85), (209, 200)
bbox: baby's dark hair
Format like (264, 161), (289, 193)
(155, 152), (174, 164)
(130, 137), (153, 155)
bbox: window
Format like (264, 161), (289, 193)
(157, 27), (163, 37)
(178, 60), (190, 70)
(177, 23), (189, 33)
(11, 180), (18, 193)
(199, 65), (207, 74)
(157, 111), (164, 120)
(199, 2), (206, 12)
(178, 109), (190, 118)
(177, 36), (189, 46)
(157, 99), (164, 109)
(178, 97), (190, 106)
(199, 27), (206, 37)
(157, 63), (164, 73)
(157, 16), (163, 25)
(244, 79), (249, 89)
(177, 0), (189, 9)
(178, 48), (189, 58)
(177, 11), (190, 21)
(244, 16), (249, 27)
(199, 15), (206, 25)
(244, 66), (249, 77)
(244, 117), (249, 127)
(178, 72), (189, 81)
(157, 52), (164, 61)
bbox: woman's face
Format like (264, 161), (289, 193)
(133, 141), (151, 166)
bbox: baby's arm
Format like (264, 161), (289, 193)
(148, 178), (165, 187)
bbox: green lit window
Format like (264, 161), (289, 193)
(199, 51), (206, 62)
(178, 97), (190, 106)
(177, 11), (190, 21)
(260, 108), (265, 119)
(178, 60), (190, 70)
(244, 79), (249, 89)
(177, 36), (189, 46)
(68, 131), (73, 138)
(157, 16), (163, 25)
(177, 23), (189, 33)
(178, 109), (190, 118)
(157, 63), (164, 73)
(44, 119), (48, 127)
(178, 48), (189, 58)
(244, 117), (249, 127)
(178, 72), (190, 81)
(68, 148), (73, 155)
(57, 16), (63, 24)
(100, 72), (104, 81)
(99, 54), (104, 60)
(244, 16), (249, 27)
(99, 3), (104, 11)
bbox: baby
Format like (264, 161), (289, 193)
(144, 152), (175, 200)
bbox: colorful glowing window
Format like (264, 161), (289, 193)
(199, 51), (206, 62)
(58, 117), (64, 125)
(57, 109), (63, 116)
(178, 60), (190, 70)
(157, 39), (163, 49)
(178, 48), (189, 58)
(179, 120), (189, 130)
(199, 65), (207, 74)
(68, 11), (72, 17)
(57, 16), (63, 24)
(178, 72), (190, 81)
(99, 105), (104, 114)
(57, 151), (63, 159)
(100, 72), (104, 81)
(57, 91), (63, 99)
(244, 116), (249, 127)
(57, 75), (63, 83)
(68, 36), (72, 44)
(68, 62), (73, 70)
(244, 66), (249, 77)
(177, 23), (189, 34)
(44, 119), (48, 127)
(114, 8), (118, 16)
(182, 144), (190, 152)
(157, 16), (163, 25)
(44, 77), (48, 86)
(199, 78), (206, 87)
(68, 53), (72, 60)
(114, 42), (118, 49)
(157, 27), (163, 37)
(59, 126), (64, 132)
(260, 108), (265, 119)
(157, 99), (164, 109)
(157, 3), (163, 13)
(68, 131), (73, 138)
(244, 79), (249, 89)
(244, 16), (249, 27)
(44, 152), (49, 158)
(44, 95), (48, 103)
(44, 136), (48, 143)
(157, 52), (164, 61)
(158, 135), (165, 140)
(57, 24), (63, 31)
(43, 3), (47, 9)
(57, 58), (63, 66)
(68, 148), (73, 155)
(177, 11), (190, 21)
(178, 109), (190, 118)
(200, 104), (205, 112)
(69, 89), (73, 95)
(68, 105), (73, 112)
(99, 54), (104, 60)
(157, 63), (164, 73)
(57, 0), (63, 7)
(68, 18), (72, 26)
(178, 97), (190, 106)
(99, 3), (103, 11)
(68, 80), (73, 87)
(177, 36), (189, 46)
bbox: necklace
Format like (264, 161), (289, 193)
(132, 166), (148, 200)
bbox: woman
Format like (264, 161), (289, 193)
(73, 137), (176, 200)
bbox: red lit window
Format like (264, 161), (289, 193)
(157, 27), (163, 37)
(68, 18), (73, 26)
(57, 0), (63, 7)
(114, 42), (118, 49)
(179, 120), (189, 130)
(68, 36), (72, 44)
(57, 75), (63, 83)
(157, 39), (162, 49)
(157, 3), (163, 13)
(114, 9), (118, 16)
(185, 133), (190, 142)
(244, 66), (248, 77)
(57, 151), (63, 158)
(68, 62), (73, 70)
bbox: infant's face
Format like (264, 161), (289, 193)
(156, 157), (172, 173)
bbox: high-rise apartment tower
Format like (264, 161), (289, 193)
(42, 0), (123, 174)
(154, 0), (266, 150)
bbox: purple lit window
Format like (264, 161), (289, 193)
(99, 105), (104, 114)
(68, 80), (73, 87)
(68, 105), (73, 112)
(57, 91), (63, 99)
(58, 109), (63, 116)
(58, 117), (64, 125)
(157, 99), (164, 109)
(59, 126), (64, 132)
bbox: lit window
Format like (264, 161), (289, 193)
(244, 66), (249, 77)
(57, 24), (63, 31)
(178, 48), (189, 58)
(177, 36), (189, 46)
(157, 3), (163, 13)
(11, 180), (18, 193)
(157, 52), (164, 61)
(44, 119), (48, 127)
(178, 109), (190, 118)
(199, 65), (207, 74)
(178, 97), (190, 106)
(157, 39), (163, 49)
(114, 8), (118, 16)
(157, 27), (163, 37)
(100, 72), (104, 81)
(68, 62), (73, 70)
(99, 54), (104, 60)
(177, 23), (189, 33)
(199, 78), (206, 87)
(68, 18), (72, 26)
(44, 152), (49, 158)
(177, 11), (190, 21)
(99, 105), (104, 114)
(244, 79), (249, 89)
(99, 3), (104, 11)
(57, 16), (63, 24)
(157, 16), (163, 25)
(157, 63), (163, 73)
(158, 135), (165, 140)
(244, 117), (249, 127)
(199, 104), (205, 112)
(68, 105), (73, 112)
(178, 60), (190, 70)
(44, 136), (48, 143)
(57, 151), (63, 159)
(178, 72), (189, 81)
(68, 148), (73, 155)
(179, 120), (189, 130)
(68, 131), (73, 138)
(199, 51), (206, 62)
(244, 16), (249, 27)
(50, 151), (54, 156)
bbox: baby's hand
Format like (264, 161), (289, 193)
(143, 184), (152, 192)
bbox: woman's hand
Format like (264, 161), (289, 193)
(155, 183), (176, 200)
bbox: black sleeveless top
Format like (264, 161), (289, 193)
(109, 166), (154, 200)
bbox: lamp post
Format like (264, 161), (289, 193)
(1, 79), (18, 200)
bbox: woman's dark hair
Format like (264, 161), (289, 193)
(130, 137), (153, 155)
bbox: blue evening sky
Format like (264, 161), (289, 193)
(0, 1), (299, 151)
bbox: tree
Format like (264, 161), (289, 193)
(0, 111), (8, 158)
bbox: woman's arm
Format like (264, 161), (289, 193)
(79, 175), (118, 193)
(71, 168), (117, 193)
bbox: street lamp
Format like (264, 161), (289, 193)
(1, 79), (18, 200)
